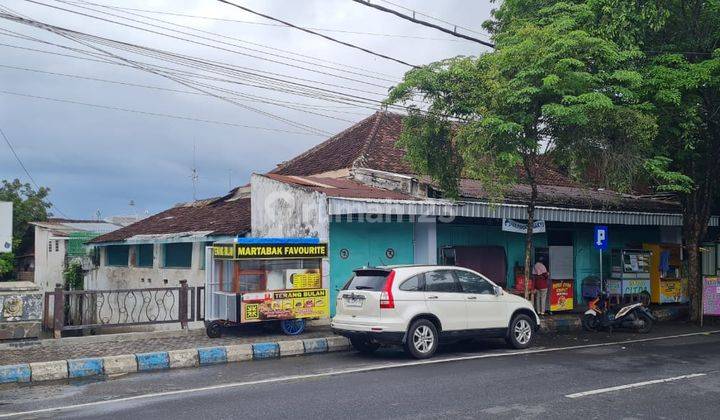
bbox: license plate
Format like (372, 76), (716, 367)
(345, 298), (363, 308)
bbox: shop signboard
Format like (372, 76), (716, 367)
(606, 279), (651, 296)
(659, 280), (683, 303)
(213, 242), (328, 260)
(0, 201), (11, 253)
(550, 280), (574, 311)
(501, 219), (546, 234)
(703, 277), (720, 315)
(240, 289), (330, 322)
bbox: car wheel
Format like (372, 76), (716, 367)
(350, 338), (380, 354)
(404, 319), (438, 359)
(506, 314), (535, 349)
(637, 312), (653, 334)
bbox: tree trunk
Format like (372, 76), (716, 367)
(682, 176), (712, 323)
(524, 182), (539, 301)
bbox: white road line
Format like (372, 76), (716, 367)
(565, 373), (707, 398)
(1, 329), (719, 418)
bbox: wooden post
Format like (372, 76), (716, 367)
(53, 283), (64, 339)
(179, 280), (189, 329)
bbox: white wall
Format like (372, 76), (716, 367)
(90, 242), (207, 290)
(251, 174), (330, 289)
(413, 217), (437, 264)
(33, 227), (67, 292)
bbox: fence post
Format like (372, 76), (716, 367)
(179, 280), (189, 329)
(53, 283), (64, 339)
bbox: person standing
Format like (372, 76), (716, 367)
(533, 256), (549, 315)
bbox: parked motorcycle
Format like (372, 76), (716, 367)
(582, 292), (654, 333)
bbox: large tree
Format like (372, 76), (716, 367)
(638, 0), (720, 321)
(387, 1), (653, 298)
(0, 179), (52, 279)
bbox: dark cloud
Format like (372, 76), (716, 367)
(0, 0), (493, 218)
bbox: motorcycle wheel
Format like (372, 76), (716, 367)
(582, 314), (599, 332)
(637, 312), (653, 334)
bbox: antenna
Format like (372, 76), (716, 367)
(191, 140), (199, 201)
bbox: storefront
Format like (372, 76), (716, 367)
(204, 238), (330, 337)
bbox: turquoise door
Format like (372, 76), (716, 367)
(329, 220), (414, 315)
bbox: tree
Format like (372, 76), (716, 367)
(387, 1), (653, 298)
(638, 0), (720, 322)
(0, 179), (52, 279)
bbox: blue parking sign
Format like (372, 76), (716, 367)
(594, 225), (609, 251)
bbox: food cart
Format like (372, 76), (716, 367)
(607, 249), (652, 303)
(643, 243), (688, 304)
(204, 237), (329, 338)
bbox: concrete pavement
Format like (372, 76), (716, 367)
(1, 323), (719, 419)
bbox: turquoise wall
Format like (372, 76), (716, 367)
(436, 223), (548, 286)
(329, 219), (414, 315)
(438, 223), (661, 304)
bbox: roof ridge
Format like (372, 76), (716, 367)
(270, 112), (380, 175)
(352, 111), (385, 170)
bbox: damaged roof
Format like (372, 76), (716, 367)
(89, 194), (250, 244)
(264, 174), (415, 200)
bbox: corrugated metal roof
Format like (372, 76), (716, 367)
(328, 197), (720, 227)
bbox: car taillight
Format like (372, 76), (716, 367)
(380, 270), (395, 309)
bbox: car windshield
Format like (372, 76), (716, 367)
(343, 270), (390, 291)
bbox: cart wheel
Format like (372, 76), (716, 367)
(280, 319), (306, 335)
(206, 321), (222, 338)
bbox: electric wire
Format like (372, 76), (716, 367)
(0, 125), (69, 218)
(215, 0), (417, 68)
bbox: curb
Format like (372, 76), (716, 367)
(539, 305), (689, 333)
(0, 335), (351, 385)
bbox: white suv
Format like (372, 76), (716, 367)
(331, 265), (540, 359)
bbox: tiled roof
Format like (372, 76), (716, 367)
(272, 112), (413, 176)
(89, 195), (250, 244)
(264, 174), (415, 200)
(272, 111), (575, 187)
(457, 179), (680, 213)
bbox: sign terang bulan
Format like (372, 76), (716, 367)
(213, 243), (328, 260)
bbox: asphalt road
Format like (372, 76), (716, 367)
(2, 326), (720, 419)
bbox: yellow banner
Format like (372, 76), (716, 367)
(240, 288), (330, 322)
(213, 243), (328, 260)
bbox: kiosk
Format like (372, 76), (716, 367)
(607, 249), (652, 303)
(643, 243), (687, 304)
(204, 238), (329, 338)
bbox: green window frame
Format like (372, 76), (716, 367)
(106, 245), (129, 267)
(137, 244), (154, 268)
(163, 243), (193, 269)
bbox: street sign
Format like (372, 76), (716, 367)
(594, 225), (609, 251)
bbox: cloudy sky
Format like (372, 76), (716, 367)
(0, 0), (493, 219)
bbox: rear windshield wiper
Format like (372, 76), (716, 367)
(353, 286), (377, 290)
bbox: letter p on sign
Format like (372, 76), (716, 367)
(594, 225), (608, 251)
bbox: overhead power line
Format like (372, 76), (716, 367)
(62, 2), (466, 42)
(216, 0), (418, 68)
(0, 90), (327, 136)
(351, 0), (495, 49)
(0, 125), (69, 218)
(378, 0), (492, 38)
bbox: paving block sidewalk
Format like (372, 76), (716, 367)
(0, 324), (333, 365)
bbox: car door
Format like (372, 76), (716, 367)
(423, 269), (466, 331)
(454, 269), (508, 330)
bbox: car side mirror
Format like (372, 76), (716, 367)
(493, 286), (502, 296)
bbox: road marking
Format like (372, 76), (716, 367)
(565, 373), (707, 398)
(1, 329), (719, 418)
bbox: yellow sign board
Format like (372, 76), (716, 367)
(240, 289), (330, 322)
(213, 243), (328, 260)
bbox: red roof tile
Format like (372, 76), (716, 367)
(89, 195), (250, 244)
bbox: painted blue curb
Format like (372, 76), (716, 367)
(67, 358), (103, 378)
(303, 338), (328, 354)
(136, 352), (170, 371)
(0, 364), (31, 384)
(252, 342), (280, 360)
(198, 347), (227, 365)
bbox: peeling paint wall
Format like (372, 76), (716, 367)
(251, 174), (330, 289)
(90, 242), (208, 290)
